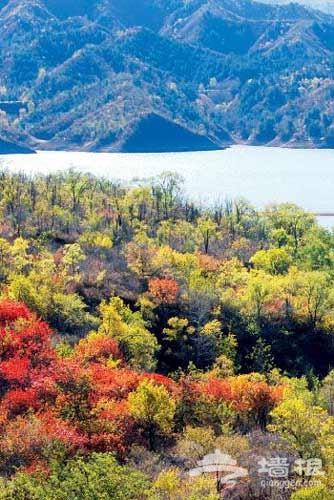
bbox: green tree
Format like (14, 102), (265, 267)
(128, 379), (176, 450)
(269, 398), (331, 459)
(197, 216), (218, 254)
(265, 204), (315, 254)
(0, 453), (151, 500)
(250, 248), (292, 275)
(98, 297), (159, 371)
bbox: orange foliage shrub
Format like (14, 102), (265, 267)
(148, 278), (178, 304)
(0, 300), (284, 475)
(73, 334), (123, 365)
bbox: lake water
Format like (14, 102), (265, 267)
(1, 145), (334, 229)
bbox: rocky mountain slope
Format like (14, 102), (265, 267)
(0, 0), (334, 152)
(262, 0), (334, 15)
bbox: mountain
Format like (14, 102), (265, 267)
(0, 121), (36, 154)
(0, 138), (35, 154)
(120, 113), (221, 152)
(0, 0), (334, 152)
(261, 0), (334, 15)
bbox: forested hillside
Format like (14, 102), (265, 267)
(0, 170), (333, 498)
(0, 0), (334, 152)
(263, 0), (334, 15)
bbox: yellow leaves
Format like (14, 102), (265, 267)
(79, 231), (113, 250)
(319, 417), (334, 466)
(319, 370), (334, 416)
(209, 355), (235, 378)
(6, 274), (41, 313)
(150, 248), (223, 293)
(250, 248), (293, 275)
(153, 468), (181, 499)
(125, 232), (158, 279)
(98, 297), (159, 371)
(269, 398), (331, 459)
(122, 186), (153, 223)
(62, 243), (85, 276)
(200, 321), (222, 343)
(196, 215), (218, 254)
(291, 484), (334, 500)
(157, 219), (201, 252)
(152, 468), (219, 500)
(217, 257), (248, 289)
(98, 298), (129, 338)
(0, 238), (11, 266)
(152, 246), (198, 285)
(128, 379), (176, 435)
(163, 317), (195, 341)
(242, 270), (275, 319)
(290, 414), (334, 496)
(106, 358), (121, 369)
(279, 376), (314, 404)
(217, 262), (334, 329)
(215, 434), (250, 462)
(75, 331), (122, 366)
(10, 237), (31, 273)
(96, 270), (107, 288)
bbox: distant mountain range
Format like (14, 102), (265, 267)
(0, 0), (334, 153)
(263, 0), (334, 15)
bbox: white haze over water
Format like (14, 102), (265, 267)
(1, 145), (334, 229)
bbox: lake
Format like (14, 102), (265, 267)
(1, 145), (334, 229)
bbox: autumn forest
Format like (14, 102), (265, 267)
(0, 170), (333, 499)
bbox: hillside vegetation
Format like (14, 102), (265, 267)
(0, 170), (333, 498)
(0, 0), (334, 152)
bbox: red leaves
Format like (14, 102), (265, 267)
(54, 358), (92, 387)
(197, 253), (222, 274)
(0, 356), (30, 385)
(148, 278), (178, 304)
(192, 375), (283, 416)
(0, 299), (285, 476)
(90, 365), (140, 401)
(0, 299), (32, 325)
(0, 301), (54, 369)
(15, 321), (53, 361)
(142, 372), (177, 396)
(199, 377), (233, 401)
(228, 376), (283, 413)
(88, 432), (126, 458)
(0, 301), (55, 402)
(0, 301), (171, 471)
(38, 412), (86, 451)
(73, 334), (123, 365)
(2, 388), (41, 416)
(0, 412), (86, 473)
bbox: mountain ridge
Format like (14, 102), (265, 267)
(0, 0), (334, 152)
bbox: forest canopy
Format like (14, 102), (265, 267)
(0, 169), (333, 499)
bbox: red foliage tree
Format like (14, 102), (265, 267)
(73, 334), (123, 365)
(2, 388), (41, 417)
(142, 372), (178, 396)
(0, 299), (284, 476)
(0, 299), (32, 325)
(0, 412), (86, 474)
(89, 366), (140, 403)
(198, 377), (233, 402)
(0, 356), (31, 386)
(148, 278), (178, 304)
